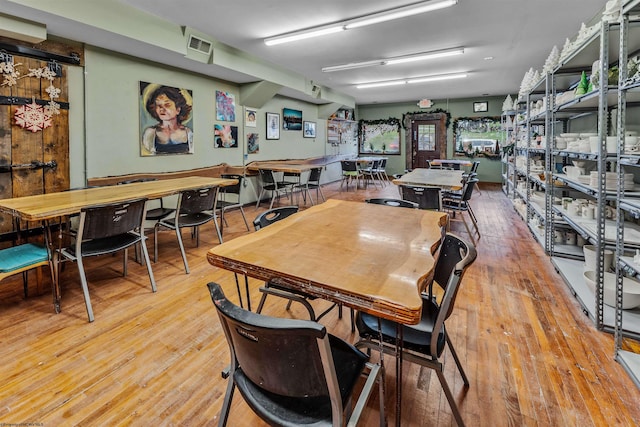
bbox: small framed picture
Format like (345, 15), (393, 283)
(245, 108), (257, 128)
(303, 121), (316, 138)
(266, 112), (280, 140)
(473, 101), (488, 113)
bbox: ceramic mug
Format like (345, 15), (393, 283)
(562, 166), (584, 178)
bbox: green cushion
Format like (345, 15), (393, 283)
(0, 243), (49, 273)
(343, 171), (360, 176)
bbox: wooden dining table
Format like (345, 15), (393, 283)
(392, 168), (465, 191)
(430, 158), (473, 169)
(0, 176), (237, 312)
(207, 198), (448, 425)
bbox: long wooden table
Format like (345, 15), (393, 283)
(0, 176), (237, 313)
(430, 158), (473, 168)
(207, 199), (447, 425)
(392, 168), (465, 191)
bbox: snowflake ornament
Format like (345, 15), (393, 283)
(14, 99), (53, 132)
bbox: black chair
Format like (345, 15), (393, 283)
(208, 282), (384, 427)
(252, 205), (299, 230)
(117, 179), (175, 221)
(253, 206), (354, 331)
(300, 166), (325, 204)
(355, 233), (477, 427)
(340, 160), (362, 191)
(401, 185), (442, 211)
(217, 174), (250, 236)
(255, 169), (293, 209)
(375, 158), (389, 184)
(154, 187), (222, 274)
(442, 179), (481, 245)
(365, 198), (418, 209)
(361, 159), (383, 188)
(57, 198), (156, 322)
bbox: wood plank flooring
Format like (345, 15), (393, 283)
(0, 179), (639, 426)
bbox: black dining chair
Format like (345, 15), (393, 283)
(154, 187), (222, 274)
(208, 282), (384, 427)
(340, 160), (363, 191)
(355, 233), (477, 427)
(442, 178), (481, 245)
(255, 169), (293, 209)
(304, 167), (326, 204)
(57, 198), (156, 322)
(217, 174), (250, 236)
(400, 185), (443, 211)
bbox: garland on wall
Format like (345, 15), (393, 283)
(357, 117), (401, 136)
(401, 109), (451, 129)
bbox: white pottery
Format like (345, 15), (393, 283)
(583, 270), (640, 309)
(583, 245), (613, 272)
(563, 166), (584, 178)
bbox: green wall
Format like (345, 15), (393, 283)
(357, 96), (508, 182)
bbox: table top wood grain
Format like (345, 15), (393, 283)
(392, 168), (465, 191)
(0, 176), (237, 221)
(207, 199), (447, 324)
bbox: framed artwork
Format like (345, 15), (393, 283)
(247, 133), (259, 154)
(216, 90), (236, 121)
(214, 124), (238, 148)
(266, 112), (280, 140)
(303, 121), (316, 138)
(473, 101), (488, 113)
(453, 116), (502, 156)
(139, 81), (194, 156)
(245, 108), (257, 128)
(282, 107), (302, 130)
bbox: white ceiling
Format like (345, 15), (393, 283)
(2, 0), (608, 106)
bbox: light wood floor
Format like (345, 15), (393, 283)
(1, 180), (639, 426)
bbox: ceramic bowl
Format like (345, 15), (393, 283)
(583, 270), (640, 309)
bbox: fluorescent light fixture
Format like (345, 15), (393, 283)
(385, 47), (464, 65)
(322, 47), (464, 72)
(356, 72), (467, 89)
(345, 0), (458, 29)
(265, 0), (458, 46)
(265, 25), (344, 46)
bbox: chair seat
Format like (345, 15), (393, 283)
(65, 232), (141, 258)
(161, 212), (216, 228)
(0, 243), (48, 273)
(145, 207), (175, 221)
(233, 334), (367, 427)
(356, 297), (446, 356)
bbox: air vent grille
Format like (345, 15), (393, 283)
(188, 35), (212, 54)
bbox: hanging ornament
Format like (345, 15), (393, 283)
(0, 60), (62, 132)
(14, 98), (53, 132)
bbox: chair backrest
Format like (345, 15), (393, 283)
(177, 187), (218, 215)
(461, 178), (478, 202)
(308, 167), (322, 183)
(370, 159), (381, 169)
(208, 282), (336, 399)
(378, 158), (387, 168)
(258, 168), (276, 185)
(431, 233), (477, 316)
(78, 198), (147, 240)
(401, 186), (442, 210)
(470, 161), (480, 174)
(220, 174), (244, 197)
(366, 198), (418, 209)
(341, 160), (357, 173)
(253, 206), (299, 230)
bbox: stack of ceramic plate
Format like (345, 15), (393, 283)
(590, 171), (634, 189)
(577, 175), (591, 185)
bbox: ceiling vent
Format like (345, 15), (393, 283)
(188, 35), (212, 55)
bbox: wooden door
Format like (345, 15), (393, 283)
(0, 53), (70, 236)
(405, 113), (447, 170)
